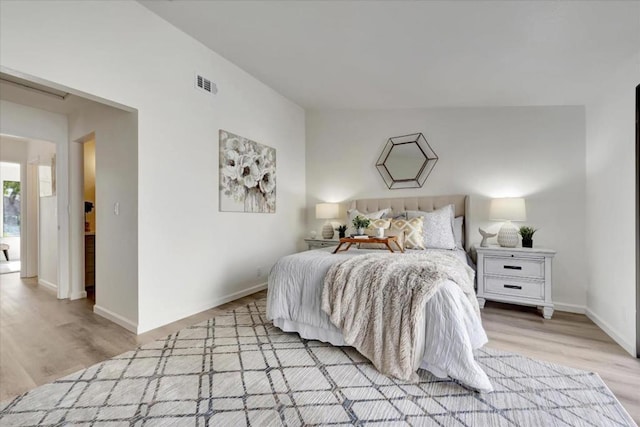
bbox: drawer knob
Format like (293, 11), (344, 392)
(504, 284), (522, 290)
(503, 265), (522, 270)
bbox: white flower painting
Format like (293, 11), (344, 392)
(219, 130), (276, 213)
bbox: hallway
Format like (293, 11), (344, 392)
(0, 273), (257, 402)
(0, 273), (133, 400)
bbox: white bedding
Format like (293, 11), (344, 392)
(266, 247), (493, 392)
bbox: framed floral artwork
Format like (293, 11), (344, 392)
(219, 130), (276, 213)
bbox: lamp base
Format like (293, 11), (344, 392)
(497, 221), (519, 248)
(321, 222), (334, 239)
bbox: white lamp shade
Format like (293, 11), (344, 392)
(489, 198), (526, 222)
(316, 203), (340, 219)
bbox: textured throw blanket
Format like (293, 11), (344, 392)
(322, 252), (478, 382)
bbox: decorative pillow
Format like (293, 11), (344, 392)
(359, 230), (406, 250)
(453, 216), (464, 249)
(392, 212), (407, 220)
(390, 217), (424, 249)
(347, 208), (391, 222)
(365, 218), (392, 235)
(406, 205), (456, 250)
(347, 208), (391, 233)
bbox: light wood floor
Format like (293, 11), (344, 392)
(1, 273), (639, 423)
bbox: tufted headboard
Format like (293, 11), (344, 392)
(348, 195), (469, 250)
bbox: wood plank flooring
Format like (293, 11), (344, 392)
(482, 301), (640, 423)
(1, 273), (639, 423)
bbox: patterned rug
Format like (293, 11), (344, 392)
(0, 298), (634, 426)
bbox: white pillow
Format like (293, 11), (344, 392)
(347, 208), (391, 232)
(454, 216), (464, 249)
(405, 204), (457, 250)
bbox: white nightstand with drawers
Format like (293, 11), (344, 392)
(474, 244), (556, 319)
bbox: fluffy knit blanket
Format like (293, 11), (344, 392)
(322, 251), (477, 381)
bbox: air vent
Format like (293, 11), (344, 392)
(195, 73), (217, 95)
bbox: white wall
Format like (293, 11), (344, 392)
(39, 196), (57, 287)
(0, 136), (27, 163)
(28, 138), (57, 282)
(585, 52), (639, 356)
(68, 103), (138, 328)
(307, 107), (587, 310)
(0, 100), (68, 294)
(0, 1), (306, 333)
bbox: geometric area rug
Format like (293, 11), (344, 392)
(0, 298), (635, 426)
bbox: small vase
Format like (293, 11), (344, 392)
(338, 230), (346, 238)
(357, 227), (365, 236)
(522, 238), (533, 248)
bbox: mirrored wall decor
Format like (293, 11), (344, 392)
(376, 132), (438, 189)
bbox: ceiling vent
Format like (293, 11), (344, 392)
(195, 73), (217, 95)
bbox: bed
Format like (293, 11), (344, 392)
(266, 195), (493, 392)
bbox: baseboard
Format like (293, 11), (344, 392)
(553, 302), (586, 314)
(586, 308), (635, 357)
(38, 279), (57, 293)
(136, 282), (268, 334)
(211, 282), (268, 309)
(94, 305), (138, 333)
(70, 290), (87, 300)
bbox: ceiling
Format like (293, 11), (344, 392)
(141, 1), (639, 109)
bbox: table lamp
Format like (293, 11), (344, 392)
(489, 198), (526, 248)
(316, 203), (340, 239)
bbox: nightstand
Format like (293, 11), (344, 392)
(474, 245), (556, 319)
(303, 238), (339, 250)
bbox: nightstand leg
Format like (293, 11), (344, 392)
(477, 297), (486, 309)
(542, 306), (554, 319)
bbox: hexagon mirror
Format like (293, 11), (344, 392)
(376, 133), (438, 189)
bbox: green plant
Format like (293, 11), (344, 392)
(352, 215), (371, 229)
(335, 225), (348, 233)
(518, 226), (538, 240)
(3, 181), (20, 202)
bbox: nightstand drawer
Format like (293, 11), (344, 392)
(485, 276), (544, 299)
(484, 256), (544, 278)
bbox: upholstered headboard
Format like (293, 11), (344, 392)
(348, 195), (470, 250)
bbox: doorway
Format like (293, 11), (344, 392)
(83, 138), (96, 303)
(1, 70), (139, 332)
(0, 136), (58, 284)
(0, 162), (21, 274)
(636, 83), (639, 358)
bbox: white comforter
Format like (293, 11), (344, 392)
(266, 247), (493, 392)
